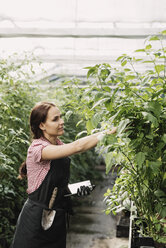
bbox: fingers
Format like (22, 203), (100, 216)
(91, 184), (96, 190)
(112, 127), (117, 133)
(77, 186), (92, 197)
(107, 127), (117, 135)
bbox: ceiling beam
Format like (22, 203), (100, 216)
(0, 27), (165, 39)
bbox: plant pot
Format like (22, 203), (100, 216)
(154, 241), (166, 248)
(116, 210), (130, 238)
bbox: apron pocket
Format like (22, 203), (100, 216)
(41, 209), (66, 240)
(41, 209), (56, 230)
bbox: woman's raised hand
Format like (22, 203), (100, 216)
(107, 127), (117, 134)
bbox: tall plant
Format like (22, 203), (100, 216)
(0, 54), (41, 248)
(47, 84), (102, 183)
(61, 31), (166, 243)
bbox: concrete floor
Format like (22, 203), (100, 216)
(66, 170), (129, 248)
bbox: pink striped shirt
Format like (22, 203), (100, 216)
(26, 137), (63, 194)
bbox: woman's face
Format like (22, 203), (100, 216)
(40, 106), (64, 138)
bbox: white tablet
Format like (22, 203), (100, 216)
(65, 180), (92, 196)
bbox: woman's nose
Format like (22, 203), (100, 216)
(60, 118), (64, 125)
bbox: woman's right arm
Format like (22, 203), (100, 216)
(41, 127), (116, 160)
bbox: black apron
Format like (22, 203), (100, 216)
(10, 157), (72, 248)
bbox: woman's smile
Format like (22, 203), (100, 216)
(58, 127), (64, 131)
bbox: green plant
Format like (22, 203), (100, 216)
(0, 53), (41, 248)
(47, 84), (102, 183)
(60, 31), (166, 243)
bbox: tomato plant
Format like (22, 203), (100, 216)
(47, 83), (102, 183)
(0, 53), (41, 247)
(59, 31), (166, 244)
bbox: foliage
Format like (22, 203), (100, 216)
(47, 84), (102, 183)
(0, 53), (40, 248)
(0, 54), (101, 247)
(60, 31), (166, 243)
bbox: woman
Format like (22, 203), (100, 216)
(10, 101), (116, 248)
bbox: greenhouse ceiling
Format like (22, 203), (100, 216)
(0, 0), (166, 78)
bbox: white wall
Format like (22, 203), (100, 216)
(0, 0), (166, 77)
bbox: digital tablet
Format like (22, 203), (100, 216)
(65, 180), (93, 196)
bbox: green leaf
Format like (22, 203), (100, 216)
(135, 49), (145, 53)
(86, 120), (94, 133)
(91, 113), (101, 128)
(117, 119), (130, 135)
(154, 190), (166, 198)
(149, 161), (162, 173)
(145, 44), (152, 50)
(125, 75), (136, 81)
(100, 68), (110, 81)
(147, 101), (161, 118)
(146, 134), (153, 139)
(86, 113), (101, 133)
(135, 59), (143, 62)
(160, 207), (166, 218)
(116, 152), (124, 164)
(105, 209), (111, 215)
(135, 152), (146, 167)
(157, 236), (166, 244)
(109, 110), (120, 123)
(103, 86), (111, 92)
(155, 223), (161, 232)
(116, 55), (125, 61)
(65, 110), (73, 121)
(76, 130), (87, 138)
(116, 206), (125, 213)
(105, 152), (116, 174)
(161, 134), (166, 143)
(142, 112), (158, 127)
(105, 135), (118, 146)
(142, 60), (154, 63)
(121, 60), (127, 66)
(86, 66), (98, 78)
(149, 36), (160, 41)
(76, 119), (83, 127)
(91, 98), (110, 110)
(155, 65), (165, 73)
(105, 100), (113, 112)
(163, 172), (166, 181)
(161, 30), (166, 35)
(84, 66), (92, 69)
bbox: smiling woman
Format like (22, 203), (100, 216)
(10, 101), (116, 248)
(39, 106), (64, 143)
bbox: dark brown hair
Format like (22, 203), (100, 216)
(30, 101), (56, 139)
(18, 161), (27, 180)
(18, 102), (56, 179)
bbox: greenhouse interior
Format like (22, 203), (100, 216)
(0, 0), (166, 248)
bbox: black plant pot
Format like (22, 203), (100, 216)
(129, 218), (166, 248)
(116, 210), (130, 238)
(154, 241), (166, 248)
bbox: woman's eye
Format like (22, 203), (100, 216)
(53, 117), (58, 121)
(53, 114), (63, 121)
